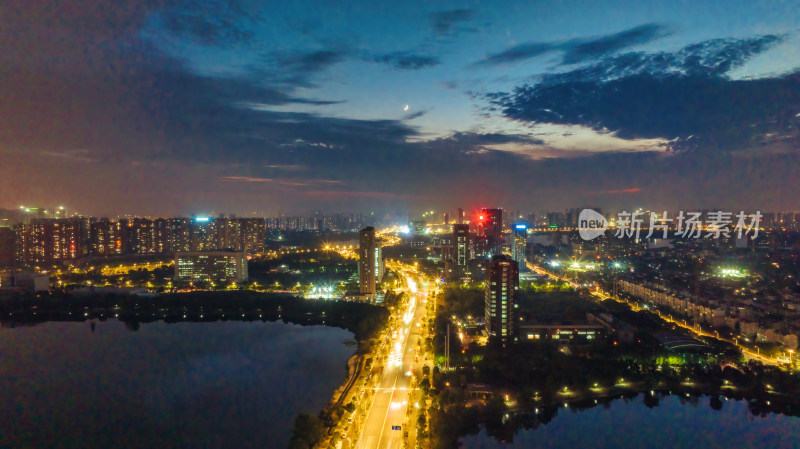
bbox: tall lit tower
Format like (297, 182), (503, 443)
(453, 224), (469, 267)
(485, 255), (519, 343)
(359, 226), (377, 297)
(512, 223), (527, 272)
(479, 208), (503, 257)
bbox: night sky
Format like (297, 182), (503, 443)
(2, 1), (799, 216)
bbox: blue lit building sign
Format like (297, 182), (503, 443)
(514, 224), (527, 230)
(195, 217), (210, 222)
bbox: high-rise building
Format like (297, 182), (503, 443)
(359, 227), (377, 297)
(240, 218), (266, 255)
(131, 218), (155, 254)
(174, 251), (248, 282)
(167, 218), (191, 252)
(546, 212), (561, 228)
(90, 218), (123, 256)
(190, 216), (213, 251)
(457, 208), (464, 224)
(485, 255), (519, 343)
(478, 208), (503, 257)
(512, 223), (527, 272)
(15, 218), (87, 266)
(154, 218), (168, 253)
(0, 227), (16, 267)
(374, 245), (384, 284)
(453, 224), (469, 267)
(60, 217), (88, 259)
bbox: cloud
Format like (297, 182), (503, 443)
(430, 9), (479, 37)
(487, 34), (799, 151)
(372, 52), (439, 69)
(591, 187), (642, 195)
(403, 110), (429, 120)
(435, 131), (545, 147)
(157, 0), (260, 46)
(472, 23), (669, 67)
(4, 3), (800, 214)
(302, 190), (410, 199)
(265, 164), (307, 171)
(562, 23), (669, 64)
(259, 49), (348, 88)
(40, 149), (98, 163)
(220, 176), (342, 187)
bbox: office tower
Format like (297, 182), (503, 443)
(478, 208), (503, 256)
(410, 220), (426, 236)
(190, 216), (213, 251)
(359, 227), (377, 296)
(527, 213), (536, 227)
(512, 223), (527, 272)
(457, 208), (464, 225)
(485, 255), (519, 343)
(443, 213), (449, 226)
(174, 250), (248, 282)
(453, 224), (469, 266)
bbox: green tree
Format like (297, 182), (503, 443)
(288, 413), (324, 449)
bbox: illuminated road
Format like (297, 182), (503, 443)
(356, 265), (431, 449)
(528, 262), (782, 367)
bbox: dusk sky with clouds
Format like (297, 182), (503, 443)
(2, 0), (799, 216)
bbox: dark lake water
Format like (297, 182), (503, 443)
(0, 320), (355, 449)
(461, 394), (800, 449)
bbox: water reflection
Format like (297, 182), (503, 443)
(462, 393), (800, 448)
(0, 320), (354, 449)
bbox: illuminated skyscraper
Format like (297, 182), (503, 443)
(240, 218), (266, 255)
(485, 255), (519, 343)
(478, 208), (503, 257)
(374, 245), (383, 284)
(359, 226), (377, 297)
(166, 218), (191, 252)
(512, 223), (527, 272)
(453, 224), (469, 267)
(90, 218), (123, 256)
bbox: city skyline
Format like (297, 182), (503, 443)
(3, 1), (800, 215)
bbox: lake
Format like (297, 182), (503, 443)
(461, 394), (800, 449)
(0, 320), (355, 449)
